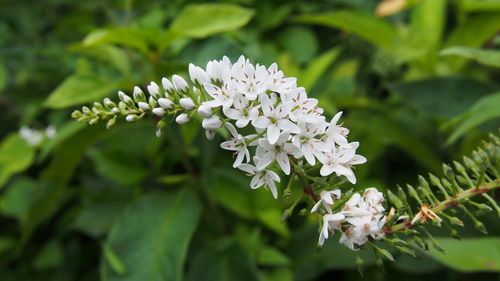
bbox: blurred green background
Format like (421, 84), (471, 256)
(0, 0), (499, 280)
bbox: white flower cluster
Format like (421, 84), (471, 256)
(95, 55), (367, 199)
(312, 188), (386, 250)
(19, 125), (56, 147)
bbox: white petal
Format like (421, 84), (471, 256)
(267, 124), (281, 145)
(276, 152), (290, 175)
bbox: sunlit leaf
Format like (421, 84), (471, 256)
(0, 135), (35, 188)
(295, 11), (399, 52)
(440, 46), (500, 68)
(170, 4), (254, 38)
(446, 92), (500, 144)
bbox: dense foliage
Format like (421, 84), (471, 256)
(0, 0), (499, 280)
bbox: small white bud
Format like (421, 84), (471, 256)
(118, 91), (134, 106)
(175, 113), (190, 124)
(112, 107), (119, 113)
(152, 108), (166, 117)
(156, 127), (164, 137)
(189, 64), (210, 85)
(172, 75), (188, 92)
(147, 82), (160, 99)
(205, 130), (215, 140)
(202, 115), (222, 130)
(179, 98), (195, 110)
(126, 114), (138, 122)
(133, 86), (145, 102)
(158, 98), (173, 109)
(197, 103), (213, 117)
(138, 102), (150, 111)
(161, 77), (174, 93)
(103, 98), (116, 109)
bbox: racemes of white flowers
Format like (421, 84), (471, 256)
(312, 187), (386, 250)
(72, 55), (386, 250)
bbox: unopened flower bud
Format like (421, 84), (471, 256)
(172, 75), (188, 92)
(71, 110), (83, 119)
(161, 77), (174, 93)
(152, 108), (166, 117)
(118, 91), (135, 107)
(103, 98), (116, 109)
(133, 86), (146, 102)
(147, 82), (160, 99)
(189, 63), (209, 84)
(158, 98), (173, 109)
(205, 130), (215, 140)
(197, 103), (213, 117)
(175, 113), (189, 124)
(126, 114), (138, 122)
(179, 98), (195, 110)
(106, 116), (116, 129)
(138, 102), (150, 111)
(202, 115), (222, 130)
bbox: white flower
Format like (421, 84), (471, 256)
(291, 121), (328, 165)
(223, 94), (259, 128)
(317, 142), (366, 184)
(220, 123), (250, 167)
(203, 82), (234, 108)
(45, 125), (56, 139)
(231, 56), (269, 100)
(319, 213), (345, 246)
(206, 56), (231, 83)
(238, 160), (281, 198)
(172, 75), (188, 92)
(324, 112), (349, 145)
(202, 115), (222, 130)
(252, 94), (299, 144)
(179, 97), (195, 110)
(19, 126), (44, 146)
(255, 132), (299, 175)
(175, 113), (189, 124)
(311, 189), (342, 214)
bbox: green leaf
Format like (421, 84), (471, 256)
(68, 44), (132, 75)
(0, 177), (36, 220)
(440, 46), (500, 68)
(33, 240), (63, 270)
(441, 13), (500, 72)
(45, 73), (122, 109)
(257, 246), (291, 266)
(446, 92), (500, 144)
(295, 11), (398, 52)
(425, 238), (500, 272)
(459, 0), (500, 12)
(409, 0), (447, 53)
(390, 77), (496, 118)
(170, 4), (254, 38)
(278, 26), (318, 64)
(186, 239), (260, 281)
(73, 200), (129, 237)
(103, 243), (127, 275)
(0, 135), (35, 188)
(82, 28), (150, 55)
(300, 47), (341, 90)
(101, 189), (200, 281)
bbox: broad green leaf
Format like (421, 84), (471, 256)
(425, 238), (500, 272)
(257, 246), (291, 266)
(186, 239), (259, 281)
(33, 240), (63, 270)
(170, 4), (254, 38)
(440, 46), (500, 68)
(0, 135), (35, 188)
(103, 243), (127, 275)
(278, 26), (318, 64)
(446, 92), (500, 144)
(101, 189), (201, 281)
(441, 13), (500, 72)
(73, 200), (129, 237)
(68, 44), (132, 74)
(45, 73), (122, 109)
(0, 177), (36, 220)
(459, 0), (500, 12)
(390, 77), (496, 118)
(300, 47), (341, 90)
(82, 28), (150, 54)
(295, 11), (398, 52)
